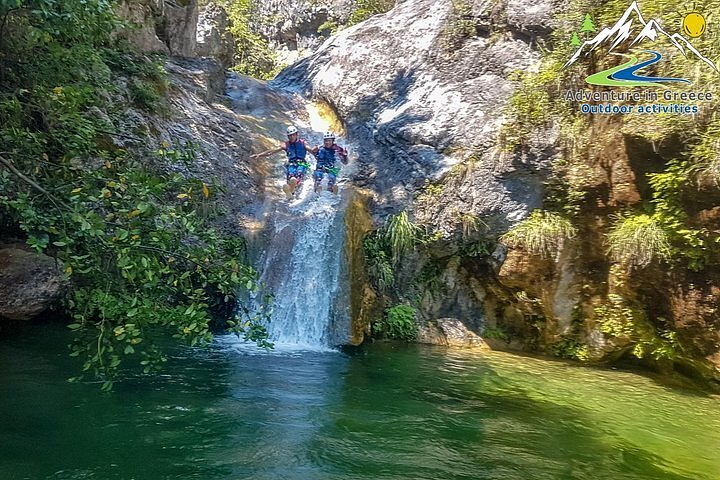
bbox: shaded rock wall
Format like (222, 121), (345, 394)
(196, 3), (236, 68)
(114, 0), (198, 56)
(252, 0), (355, 64)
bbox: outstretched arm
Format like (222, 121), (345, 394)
(249, 146), (284, 160)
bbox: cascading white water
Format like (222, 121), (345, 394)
(258, 188), (348, 349)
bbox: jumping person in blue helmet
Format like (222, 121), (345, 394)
(249, 125), (312, 197)
(310, 131), (348, 194)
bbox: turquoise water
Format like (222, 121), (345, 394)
(1, 325), (719, 480)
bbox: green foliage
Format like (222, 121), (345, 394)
(500, 210), (577, 258)
(544, 156), (594, 217)
(363, 211), (423, 294)
(416, 179), (444, 204)
(646, 160), (711, 271)
(317, 19), (339, 36)
(440, 0), (477, 52)
(385, 211), (423, 264)
(606, 214), (672, 269)
(413, 260), (446, 295)
(482, 326), (508, 342)
(631, 330), (681, 361)
(551, 336), (589, 361)
(691, 120), (720, 186)
(458, 239), (494, 258)
(127, 77), (165, 113)
(347, 0), (394, 26)
(225, 0), (282, 79)
(0, 0), (270, 389)
(502, 66), (563, 149)
(456, 212), (487, 239)
(363, 231), (394, 293)
(595, 294), (637, 338)
(1, 148), (272, 389)
(594, 294), (680, 361)
(374, 304), (418, 341)
(0, 0), (119, 53)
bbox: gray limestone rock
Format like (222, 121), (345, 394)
(162, 0), (199, 56)
(114, 0), (198, 56)
(252, 0), (355, 64)
(195, 3), (236, 68)
(0, 248), (68, 321)
(418, 318), (487, 348)
(274, 0), (564, 234)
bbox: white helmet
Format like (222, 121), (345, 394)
(323, 131), (335, 140)
(286, 125), (298, 136)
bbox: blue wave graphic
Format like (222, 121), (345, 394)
(611, 50), (690, 84)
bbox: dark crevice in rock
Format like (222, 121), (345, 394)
(624, 135), (673, 202)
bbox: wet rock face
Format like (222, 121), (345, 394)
(271, 0), (565, 347)
(0, 248), (68, 321)
(275, 0), (563, 229)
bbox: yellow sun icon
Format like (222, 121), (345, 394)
(680, 4), (707, 38)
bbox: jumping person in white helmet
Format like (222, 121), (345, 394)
(310, 131), (348, 194)
(249, 125), (312, 197)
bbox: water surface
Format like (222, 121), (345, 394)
(1, 326), (718, 480)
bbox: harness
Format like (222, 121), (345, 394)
(284, 139), (307, 163)
(316, 145), (341, 169)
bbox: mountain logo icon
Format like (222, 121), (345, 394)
(564, 1), (717, 87)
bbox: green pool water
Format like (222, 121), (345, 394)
(1, 325), (719, 480)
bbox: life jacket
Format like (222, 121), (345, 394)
(284, 139), (307, 163)
(316, 145), (344, 168)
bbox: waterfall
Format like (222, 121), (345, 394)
(258, 189), (348, 349)
(224, 74), (352, 350)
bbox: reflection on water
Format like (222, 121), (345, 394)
(1, 325), (719, 480)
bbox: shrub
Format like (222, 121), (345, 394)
(385, 211), (423, 264)
(0, 0), (270, 389)
(550, 336), (589, 361)
(482, 326), (508, 342)
(0, 148), (272, 390)
(347, 0), (394, 26)
(363, 232), (394, 293)
(606, 214), (671, 268)
(374, 304), (418, 341)
(225, 0), (281, 79)
(500, 210), (577, 258)
(594, 294), (680, 361)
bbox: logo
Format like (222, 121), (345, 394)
(563, 1), (717, 87)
